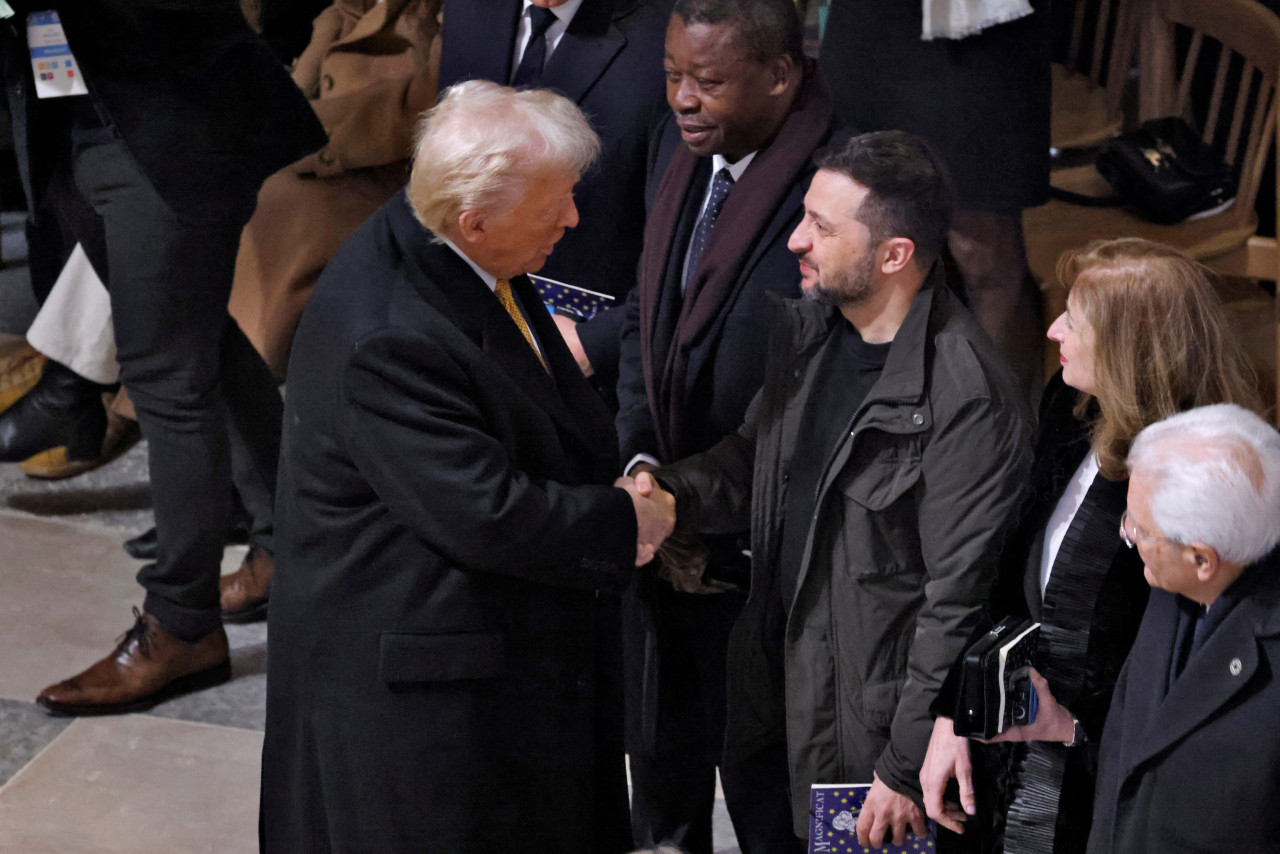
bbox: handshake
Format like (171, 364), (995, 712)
(614, 471), (676, 566)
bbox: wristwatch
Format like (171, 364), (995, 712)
(1064, 716), (1085, 748)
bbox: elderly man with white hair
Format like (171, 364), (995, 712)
(1088, 403), (1280, 854)
(259, 80), (675, 854)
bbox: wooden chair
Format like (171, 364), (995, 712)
(1026, 0), (1280, 418)
(1051, 0), (1138, 151)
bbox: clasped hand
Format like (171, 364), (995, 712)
(615, 472), (675, 566)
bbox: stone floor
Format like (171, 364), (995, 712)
(0, 329), (740, 853)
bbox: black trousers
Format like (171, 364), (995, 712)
(721, 739), (806, 854)
(628, 585), (743, 854)
(64, 131), (279, 640)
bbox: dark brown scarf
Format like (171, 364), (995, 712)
(637, 64), (834, 461)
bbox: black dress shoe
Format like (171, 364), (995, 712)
(0, 360), (107, 463)
(123, 526), (158, 560)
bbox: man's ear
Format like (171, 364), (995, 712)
(880, 237), (916, 275)
(1185, 542), (1221, 584)
(456, 209), (487, 246)
(768, 54), (796, 96)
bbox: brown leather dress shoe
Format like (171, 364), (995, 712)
(36, 609), (230, 717)
(220, 547), (273, 624)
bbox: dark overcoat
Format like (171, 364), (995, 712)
(1087, 546), (1280, 854)
(614, 112), (819, 465)
(261, 192), (640, 853)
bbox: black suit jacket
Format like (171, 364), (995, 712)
(262, 192), (639, 853)
(437, 0), (669, 374)
(1, 0), (326, 224)
(1088, 546), (1280, 854)
(615, 114), (828, 465)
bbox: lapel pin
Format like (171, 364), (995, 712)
(1229, 658), (1243, 676)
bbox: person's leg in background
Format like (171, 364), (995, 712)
(0, 168), (132, 473)
(5, 157), (279, 580)
(36, 129), (279, 713)
(217, 316), (282, 623)
(949, 210), (1045, 405)
(82, 134), (240, 640)
(629, 587), (742, 854)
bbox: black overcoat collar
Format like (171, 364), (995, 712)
(1114, 546), (1280, 779)
(385, 195), (617, 459)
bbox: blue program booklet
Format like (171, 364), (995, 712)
(529, 274), (615, 322)
(809, 784), (937, 854)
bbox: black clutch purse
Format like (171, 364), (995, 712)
(951, 616), (1040, 739)
(1095, 116), (1237, 225)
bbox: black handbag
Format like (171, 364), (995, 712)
(951, 616), (1040, 739)
(1050, 117), (1237, 225)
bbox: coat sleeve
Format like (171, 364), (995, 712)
(614, 280), (660, 464)
(339, 330), (638, 590)
(654, 390), (762, 537)
(875, 393), (1033, 799)
(576, 301), (625, 380)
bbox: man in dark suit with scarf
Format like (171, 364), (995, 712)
(614, 1), (839, 850)
(261, 81), (675, 854)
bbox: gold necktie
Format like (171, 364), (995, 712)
(495, 278), (547, 371)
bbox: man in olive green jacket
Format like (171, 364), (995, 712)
(656, 132), (1032, 852)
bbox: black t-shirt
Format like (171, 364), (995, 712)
(777, 321), (891, 611)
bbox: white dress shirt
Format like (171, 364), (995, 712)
(1039, 451), (1100, 597)
(510, 0), (585, 80)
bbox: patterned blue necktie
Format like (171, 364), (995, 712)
(511, 6), (558, 88)
(682, 167), (735, 293)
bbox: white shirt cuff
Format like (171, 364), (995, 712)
(624, 454), (661, 477)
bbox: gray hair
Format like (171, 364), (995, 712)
(1128, 403), (1280, 565)
(407, 80), (600, 234)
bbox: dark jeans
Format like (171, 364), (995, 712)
(67, 134), (280, 641)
